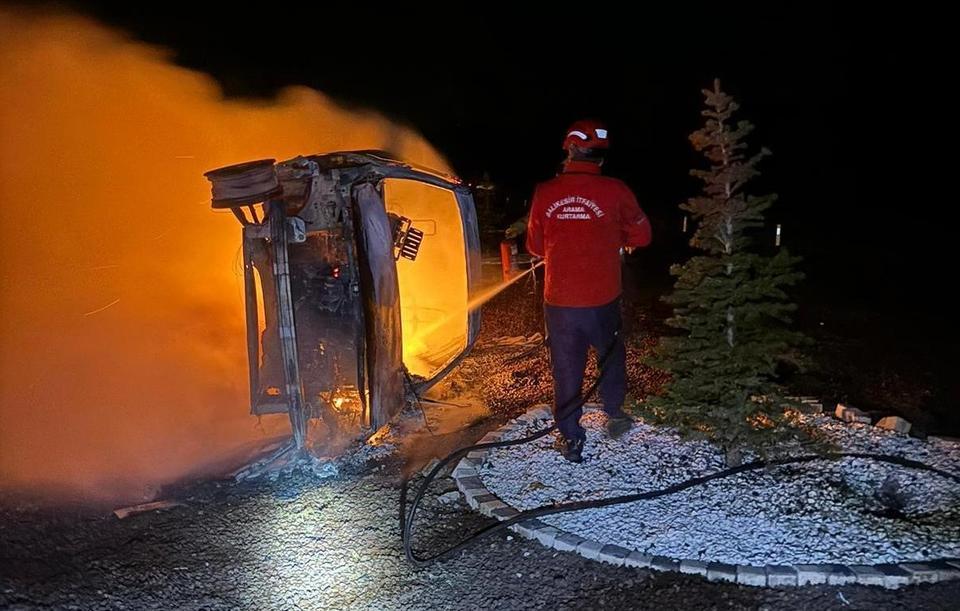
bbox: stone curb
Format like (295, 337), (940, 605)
(450, 403), (960, 590)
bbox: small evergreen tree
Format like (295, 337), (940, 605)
(646, 80), (806, 465)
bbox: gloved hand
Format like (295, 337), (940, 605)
(504, 217), (527, 240)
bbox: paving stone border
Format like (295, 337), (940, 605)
(452, 403), (960, 589)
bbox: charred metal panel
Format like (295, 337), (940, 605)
(353, 182), (405, 429)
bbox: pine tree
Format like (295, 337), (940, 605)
(646, 80), (806, 466)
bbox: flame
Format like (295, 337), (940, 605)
(400, 258), (544, 368)
(384, 179), (469, 378)
(0, 8), (448, 503)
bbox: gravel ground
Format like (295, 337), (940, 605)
(3, 282), (960, 609)
(479, 410), (960, 566)
(4, 453), (960, 611)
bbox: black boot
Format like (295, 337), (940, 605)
(554, 436), (584, 463)
(605, 412), (633, 439)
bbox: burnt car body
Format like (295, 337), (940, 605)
(205, 152), (480, 448)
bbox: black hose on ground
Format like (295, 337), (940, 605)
(402, 441), (960, 566)
(400, 328), (960, 567)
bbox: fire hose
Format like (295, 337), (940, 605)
(400, 333), (960, 567)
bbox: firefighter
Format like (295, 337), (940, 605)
(525, 119), (652, 462)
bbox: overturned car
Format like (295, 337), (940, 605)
(205, 152), (481, 450)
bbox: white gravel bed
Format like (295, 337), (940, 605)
(478, 409), (960, 566)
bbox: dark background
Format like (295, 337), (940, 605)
(56, 2), (950, 317)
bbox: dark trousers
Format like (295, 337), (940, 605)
(544, 298), (626, 441)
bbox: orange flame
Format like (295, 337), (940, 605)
(0, 8), (448, 504)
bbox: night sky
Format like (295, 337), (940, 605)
(56, 3), (950, 312)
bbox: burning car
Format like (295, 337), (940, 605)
(204, 152), (481, 451)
